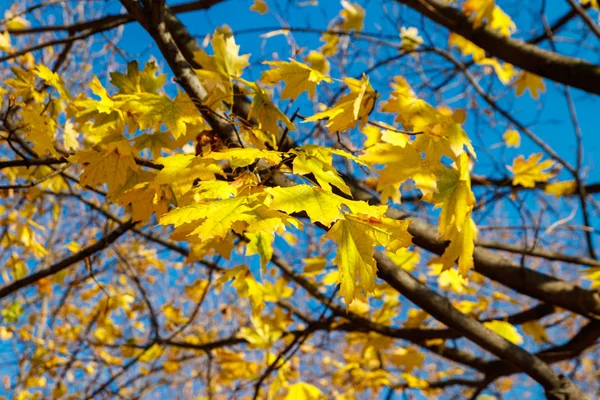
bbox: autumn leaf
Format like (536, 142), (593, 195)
(109, 61), (166, 94)
(70, 147), (138, 194)
(483, 320), (524, 345)
(463, 0), (495, 27)
(514, 71), (546, 99)
(266, 185), (345, 226)
(122, 92), (206, 139)
(361, 141), (438, 198)
(34, 65), (71, 100)
(0, 30), (11, 52)
(523, 320), (549, 343)
(208, 25), (250, 78)
(399, 27), (423, 51)
(449, 33), (486, 62)
(503, 129), (520, 148)
(326, 214), (411, 305)
(260, 59), (332, 100)
(304, 50), (330, 75)
(544, 180), (577, 197)
(508, 153), (554, 188)
(284, 382), (323, 400)
(340, 1), (365, 32)
(235, 77), (295, 136)
(304, 74), (377, 133)
(250, 0), (268, 14)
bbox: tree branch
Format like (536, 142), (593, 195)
(395, 0), (600, 95)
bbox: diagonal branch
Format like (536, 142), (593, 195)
(373, 250), (590, 399)
(0, 220), (134, 300)
(395, 0), (600, 95)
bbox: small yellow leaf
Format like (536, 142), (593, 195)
(0, 31), (11, 52)
(34, 64), (71, 100)
(250, 0), (268, 14)
(284, 382), (323, 400)
(245, 231), (274, 269)
(449, 33), (485, 62)
(4, 11), (30, 30)
(483, 320), (523, 345)
(503, 129), (520, 148)
(63, 120), (80, 151)
(340, 1), (365, 32)
(522, 320), (549, 343)
(0, 326), (13, 340)
(260, 59), (332, 100)
(489, 6), (516, 36)
(235, 77), (295, 136)
(304, 50), (330, 75)
(463, 0), (495, 27)
(326, 215), (412, 306)
(399, 27), (423, 51)
(514, 71), (546, 99)
(304, 74), (377, 133)
(508, 153), (554, 188)
(544, 180), (577, 197)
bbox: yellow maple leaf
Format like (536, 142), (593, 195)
(490, 6), (516, 36)
(326, 214), (411, 306)
(154, 153), (222, 195)
(361, 142), (438, 198)
(463, 0), (495, 27)
(123, 93), (206, 139)
(63, 120), (80, 151)
(260, 59), (332, 100)
(387, 347), (424, 372)
(544, 180), (577, 197)
(463, 0), (495, 26)
(290, 146), (363, 195)
(478, 58), (516, 84)
(159, 196), (257, 239)
(109, 61), (166, 95)
(0, 30), (11, 52)
(326, 217), (379, 305)
(483, 320), (523, 345)
(211, 25), (250, 78)
(4, 10), (30, 30)
(304, 74), (377, 133)
(202, 147), (283, 169)
(238, 316), (283, 349)
(250, 0), (269, 14)
(513, 71), (546, 99)
(34, 64), (71, 100)
(449, 33), (486, 61)
(429, 262), (469, 293)
(70, 148), (138, 194)
(284, 382), (323, 400)
(236, 77), (295, 136)
(193, 26), (250, 107)
(245, 230), (275, 269)
(522, 320), (549, 343)
(320, 31), (341, 57)
(433, 214), (477, 276)
(266, 185), (345, 226)
(304, 50), (330, 75)
(21, 104), (58, 156)
(503, 129), (520, 148)
(508, 153), (554, 188)
(387, 248), (420, 272)
(218, 265), (265, 313)
(399, 27), (423, 51)
(340, 0), (365, 32)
